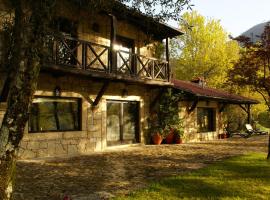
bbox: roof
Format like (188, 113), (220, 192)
(111, 4), (183, 40)
(71, 0), (183, 40)
(172, 79), (259, 104)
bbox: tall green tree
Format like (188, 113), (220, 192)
(228, 24), (270, 160)
(171, 11), (239, 88)
(0, 0), (191, 199)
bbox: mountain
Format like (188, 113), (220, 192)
(241, 21), (269, 43)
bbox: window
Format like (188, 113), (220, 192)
(53, 17), (78, 37)
(197, 108), (216, 133)
(29, 97), (81, 133)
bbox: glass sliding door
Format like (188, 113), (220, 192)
(123, 102), (139, 141)
(106, 102), (121, 143)
(107, 101), (139, 146)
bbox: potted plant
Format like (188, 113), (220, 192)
(165, 126), (175, 144)
(148, 112), (164, 145)
(148, 89), (184, 145)
(159, 89), (184, 144)
(174, 125), (184, 144)
(151, 129), (164, 145)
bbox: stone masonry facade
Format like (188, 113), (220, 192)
(6, 73), (151, 159)
(180, 101), (223, 142)
(0, 78), (226, 159)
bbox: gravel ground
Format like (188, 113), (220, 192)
(13, 135), (269, 200)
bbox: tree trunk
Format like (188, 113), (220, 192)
(267, 134), (270, 160)
(0, 153), (16, 199)
(0, 0), (54, 198)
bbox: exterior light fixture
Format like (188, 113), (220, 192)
(54, 86), (61, 97)
(121, 89), (128, 98)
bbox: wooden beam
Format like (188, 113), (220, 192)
(187, 99), (198, 114)
(219, 103), (227, 113)
(93, 81), (110, 107)
(42, 64), (173, 86)
(247, 104), (251, 124)
(239, 104), (248, 114)
(109, 14), (117, 73)
(81, 93), (94, 106)
(165, 37), (170, 82)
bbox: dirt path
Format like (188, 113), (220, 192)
(13, 136), (269, 200)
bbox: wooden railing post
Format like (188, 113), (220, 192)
(166, 37), (171, 82)
(82, 42), (87, 70)
(52, 37), (57, 65)
(133, 54), (137, 75)
(151, 61), (155, 80)
(109, 14), (117, 73)
(247, 104), (251, 124)
(54, 37), (59, 65)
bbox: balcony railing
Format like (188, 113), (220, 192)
(46, 35), (170, 82)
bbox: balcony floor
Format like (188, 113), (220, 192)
(43, 64), (173, 86)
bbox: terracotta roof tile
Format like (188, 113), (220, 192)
(172, 79), (258, 104)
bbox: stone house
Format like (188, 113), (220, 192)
(172, 79), (257, 142)
(0, 0), (257, 159)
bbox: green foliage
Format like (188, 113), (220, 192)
(223, 106), (248, 132)
(159, 89), (184, 136)
(171, 11), (240, 88)
(149, 42), (165, 59)
(115, 153), (270, 199)
(147, 112), (163, 137)
(229, 24), (270, 110)
(148, 89), (184, 138)
(258, 112), (270, 128)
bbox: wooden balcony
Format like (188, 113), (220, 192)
(44, 35), (171, 85)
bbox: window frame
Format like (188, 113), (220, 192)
(197, 107), (216, 133)
(28, 96), (82, 133)
(106, 100), (140, 146)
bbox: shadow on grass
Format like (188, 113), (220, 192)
(13, 139), (269, 200)
(118, 154), (270, 200)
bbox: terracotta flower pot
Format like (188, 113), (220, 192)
(165, 130), (175, 144)
(219, 133), (226, 139)
(175, 137), (183, 144)
(152, 133), (163, 145)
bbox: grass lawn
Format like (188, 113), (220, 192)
(115, 153), (270, 200)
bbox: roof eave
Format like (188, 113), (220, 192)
(195, 95), (259, 105)
(171, 85), (259, 105)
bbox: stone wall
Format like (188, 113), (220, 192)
(180, 100), (224, 142)
(0, 74), (229, 159)
(56, 0), (160, 59)
(16, 73), (151, 159)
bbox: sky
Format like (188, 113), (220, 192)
(177, 0), (270, 37)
